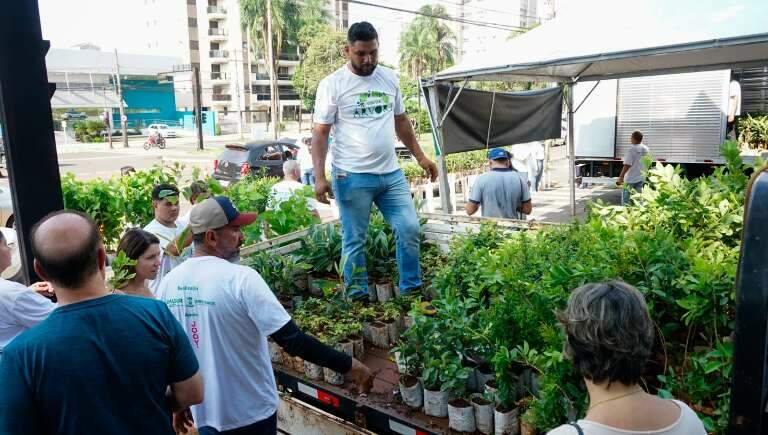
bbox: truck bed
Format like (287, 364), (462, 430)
(274, 345), (454, 435)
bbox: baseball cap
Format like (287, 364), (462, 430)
(488, 148), (511, 160)
(189, 196), (258, 235)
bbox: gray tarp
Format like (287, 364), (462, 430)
(423, 85), (563, 155)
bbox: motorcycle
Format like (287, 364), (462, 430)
(143, 132), (166, 150)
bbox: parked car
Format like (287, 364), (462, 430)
(100, 127), (142, 138)
(213, 140), (299, 183)
(61, 109), (87, 121)
(147, 123), (177, 138)
(0, 186), (15, 228)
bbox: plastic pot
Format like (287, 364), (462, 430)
(393, 285), (401, 297)
(376, 281), (393, 303)
(308, 276), (323, 296)
(472, 395), (494, 435)
(476, 365), (495, 391)
(448, 397), (477, 433)
(485, 379), (499, 404)
(361, 322), (373, 343)
(294, 277), (308, 291)
(304, 360), (324, 381)
(384, 318), (399, 344)
(323, 367), (344, 385)
(423, 388), (449, 417)
(399, 375), (423, 409)
(268, 339), (282, 364)
(337, 338), (354, 357)
(349, 334), (365, 360)
(402, 315), (415, 330)
(368, 280), (378, 302)
(494, 405), (519, 435)
(370, 321), (390, 349)
(463, 359), (479, 392)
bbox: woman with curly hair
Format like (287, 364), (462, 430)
(113, 229), (161, 298)
(548, 280), (705, 435)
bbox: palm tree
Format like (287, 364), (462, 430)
(417, 4), (455, 72)
(241, 0), (299, 138)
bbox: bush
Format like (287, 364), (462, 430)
(73, 120), (107, 143)
(737, 113), (768, 149)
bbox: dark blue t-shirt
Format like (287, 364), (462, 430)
(0, 294), (199, 435)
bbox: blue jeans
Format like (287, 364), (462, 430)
(621, 181), (644, 205)
(332, 167), (422, 296)
(302, 169), (315, 186)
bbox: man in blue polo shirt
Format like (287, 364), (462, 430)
(0, 211), (203, 435)
(466, 148), (533, 219)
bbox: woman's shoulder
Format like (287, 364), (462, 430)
(670, 400), (707, 433)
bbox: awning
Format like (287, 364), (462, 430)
(50, 89), (123, 109)
(436, 0), (768, 83)
(423, 85), (562, 154)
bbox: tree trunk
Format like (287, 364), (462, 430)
(298, 46), (303, 133)
(266, 0), (279, 139)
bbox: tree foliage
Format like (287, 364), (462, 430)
(398, 4), (456, 79)
(293, 25), (347, 111)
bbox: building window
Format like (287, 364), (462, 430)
(188, 18), (198, 28)
(190, 40), (199, 49)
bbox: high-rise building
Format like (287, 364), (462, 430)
(456, 0), (556, 63)
(139, 0), (301, 128)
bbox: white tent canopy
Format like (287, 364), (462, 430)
(436, 0), (768, 82)
(426, 0), (768, 216)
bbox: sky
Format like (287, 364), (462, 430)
(38, 0), (147, 54)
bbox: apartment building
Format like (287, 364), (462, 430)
(454, 0), (558, 62)
(140, 0), (301, 126)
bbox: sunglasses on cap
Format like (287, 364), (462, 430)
(158, 189), (179, 204)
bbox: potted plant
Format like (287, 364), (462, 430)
(471, 392), (495, 435)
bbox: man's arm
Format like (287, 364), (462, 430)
(394, 114), (438, 182)
(616, 164), (631, 186)
(167, 371), (204, 412)
(465, 201), (480, 216)
(271, 320), (373, 393)
(311, 124), (333, 204)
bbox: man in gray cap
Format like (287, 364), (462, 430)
(156, 196), (373, 435)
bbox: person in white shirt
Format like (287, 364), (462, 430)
(727, 77), (741, 140)
(0, 230), (55, 360)
(143, 184), (188, 293)
(532, 141), (545, 192)
(510, 143), (537, 188)
(617, 131), (650, 206)
(297, 136), (315, 186)
(548, 280), (705, 435)
(311, 22), (438, 298)
(268, 160), (319, 217)
(156, 196), (373, 435)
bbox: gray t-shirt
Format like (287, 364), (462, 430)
(468, 169), (531, 219)
(624, 143), (650, 184)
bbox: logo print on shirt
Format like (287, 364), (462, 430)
(353, 90), (394, 118)
(190, 321), (200, 348)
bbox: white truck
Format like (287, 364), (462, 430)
(572, 69), (759, 181)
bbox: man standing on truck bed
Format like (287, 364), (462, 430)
(617, 130), (649, 205)
(311, 21), (438, 298)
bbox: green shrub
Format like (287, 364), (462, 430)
(737, 113), (768, 149)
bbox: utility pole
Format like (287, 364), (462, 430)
(266, 0), (279, 139)
(233, 53), (244, 139)
(193, 66), (204, 151)
(114, 49), (128, 148)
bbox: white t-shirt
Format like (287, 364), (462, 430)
(511, 144), (537, 185)
(296, 143), (314, 173)
(532, 141), (545, 160)
(0, 279), (55, 353)
(623, 143), (650, 184)
(729, 80), (741, 117)
(143, 219), (188, 293)
(156, 256), (291, 431)
(547, 400), (706, 435)
(313, 64), (405, 174)
(268, 180), (318, 212)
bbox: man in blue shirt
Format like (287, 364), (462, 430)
(0, 211), (203, 435)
